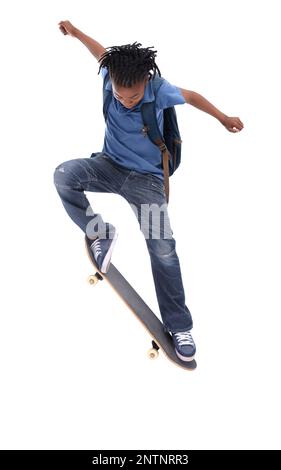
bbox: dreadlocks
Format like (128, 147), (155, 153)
(97, 41), (161, 88)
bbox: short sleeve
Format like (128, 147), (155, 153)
(99, 66), (112, 91)
(100, 66), (109, 79)
(155, 78), (186, 109)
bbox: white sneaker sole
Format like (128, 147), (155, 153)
(175, 349), (195, 362)
(100, 231), (118, 273)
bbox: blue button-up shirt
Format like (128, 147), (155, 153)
(100, 66), (185, 180)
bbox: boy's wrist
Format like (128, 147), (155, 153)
(73, 27), (82, 39)
(218, 113), (228, 125)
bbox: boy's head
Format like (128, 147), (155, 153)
(98, 41), (161, 108)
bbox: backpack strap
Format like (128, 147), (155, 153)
(140, 77), (171, 203)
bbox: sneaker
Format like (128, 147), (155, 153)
(172, 330), (196, 362)
(90, 223), (118, 273)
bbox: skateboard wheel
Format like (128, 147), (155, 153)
(88, 274), (99, 285)
(147, 347), (159, 359)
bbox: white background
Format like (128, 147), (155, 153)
(1, 0), (280, 450)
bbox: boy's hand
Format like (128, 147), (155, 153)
(58, 20), (78, 37)
(222, 115), (244, 133)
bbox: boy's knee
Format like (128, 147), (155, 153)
(53, 160), (81, 190)
(146, 238), (176, 259)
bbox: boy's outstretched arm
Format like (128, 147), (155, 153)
(58, 20), (106, 62)
(179, 88), (244, 133)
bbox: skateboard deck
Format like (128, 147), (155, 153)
(85, 236), (197, 371)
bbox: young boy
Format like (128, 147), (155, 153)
(54, 21), (244, 363)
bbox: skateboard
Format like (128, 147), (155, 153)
(85, 236), (197, 371)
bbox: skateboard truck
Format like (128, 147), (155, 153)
(147, 340), (160, 360)
(88, 272), (104, 285)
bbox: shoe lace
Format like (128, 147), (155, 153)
(174, 331), (194, 346)
(92, 238), (102, 258)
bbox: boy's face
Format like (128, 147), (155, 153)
(112, 76), (149, 109)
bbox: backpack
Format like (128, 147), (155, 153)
(102, 71), (183, 203)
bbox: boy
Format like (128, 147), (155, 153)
(54, 21), (244, 363)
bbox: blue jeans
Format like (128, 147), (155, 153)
(53, 152), (193, 333)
